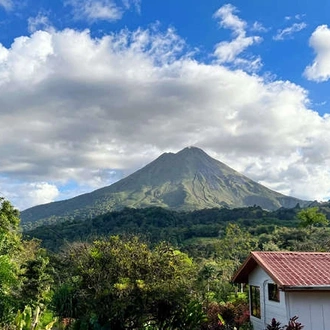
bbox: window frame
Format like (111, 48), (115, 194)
(250, 285), (261, 318)
(268, 283), (280, 302)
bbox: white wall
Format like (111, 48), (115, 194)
(287, 291), (330, 330)
(248, 266), (287, 330)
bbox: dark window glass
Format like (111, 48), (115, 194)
(250, 285), (261, 318)
(268, 283), (280, 302)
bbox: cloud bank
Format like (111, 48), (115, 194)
(0, 5), (330, 209)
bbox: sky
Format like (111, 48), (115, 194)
(1, 0), (330, 210)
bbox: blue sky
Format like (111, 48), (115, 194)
(0, 0), (330, 210)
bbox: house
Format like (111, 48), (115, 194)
(232, 251), (330, 330)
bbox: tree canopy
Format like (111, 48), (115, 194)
(0, 197), (53, 328)
(2, 195), (330, 329)
(52, 235), (200, 329)
(297, 207), (328, 232)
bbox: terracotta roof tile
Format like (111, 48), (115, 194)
(232, 251), (330, 287)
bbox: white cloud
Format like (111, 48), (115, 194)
(273, 22), (307, 41)
(285, 14), (306, 21)
(251, 22), (268, 33)
(214, 36), (261, 64)
(28, 13), (53, 33)
(304, 25), (330, 82)
(122, 0), (141, 13)
(0, 26), (330, 209)
(0, 180), (59, 210)
(213, 4), (262, 70)
(0, 0), (12, 10)
(66, 0), (123, 22)
(213, 4), (246, 36)
(27, 182), (60, 206)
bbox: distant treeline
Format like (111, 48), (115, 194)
(24, 205), (302, 251)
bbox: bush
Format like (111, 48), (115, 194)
(266, 318), (282, 330)
(265, 316), (304, 330)
(202, 300), (250, 330)
(284, 316), (304, 330)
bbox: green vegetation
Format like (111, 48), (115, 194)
(266, 316), (304, 330)
(24, 206), (301, 251)
(297, 206), (329, 232)
(52, 236), (200, 329)
(0, 197), (54, 328)
(2, 196), (330, 329)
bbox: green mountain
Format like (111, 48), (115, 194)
(21, 147), (309, 226)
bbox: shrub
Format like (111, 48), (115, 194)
(266, 318), (282, 330)
(202, 300), (250, 330)
(284, 316), (304, 330)
(265, 316), (304, 330)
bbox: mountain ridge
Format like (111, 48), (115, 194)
(21, 146), (310, 225)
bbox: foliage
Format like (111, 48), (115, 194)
(19, 245), (53, 309)
(13, 305), (56, 330)
(51, 283), (79, 320)
(202, 297), (250, 330)
(265, 316), (304, 330)
(266, 318), (282, 330)
(284, 316), (304, 330)
(0, 197), (21, 256)
(0, 196), (322, 330)
(297, 207), (328, 232)
(216, 223), (258, 267)
(52, 236), (199, 329)
(0, 197), (55, 328)
(0, 198), (21, 325)
(24, 206), (300, 251)
(145, 300), (207, 330)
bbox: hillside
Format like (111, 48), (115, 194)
(21, 146), (309, 226)
(24, 205), (301, 251)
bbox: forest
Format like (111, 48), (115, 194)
(1, 197), (329, 329)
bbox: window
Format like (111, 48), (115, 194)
(268, 283), (280, 302)
(250, 285), (261, 318)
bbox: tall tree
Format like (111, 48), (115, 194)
(297, 207), (328, 233)
(0, 197), (21, 324)
(0, 197), (53, 327)
(0, 197), (20, 255)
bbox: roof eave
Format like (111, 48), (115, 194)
(281, 285), (330, 291)
(231, 253), (256, 283)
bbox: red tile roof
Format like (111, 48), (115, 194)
(232, 251), (330, 288)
